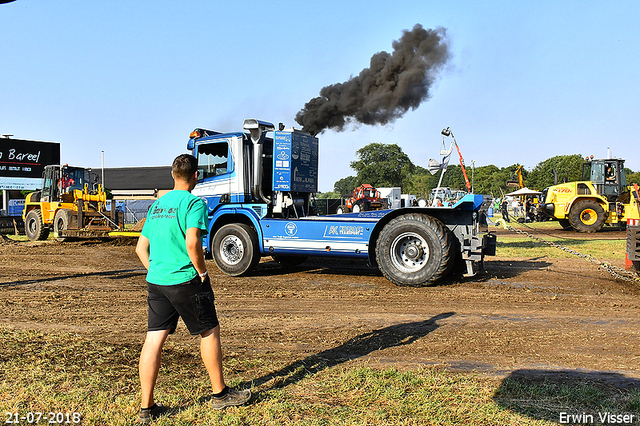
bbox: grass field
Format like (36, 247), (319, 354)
(491, 220), (628, 260)
(2, 328), (639, 425)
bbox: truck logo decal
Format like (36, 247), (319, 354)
(284, 222), (298, 237)
(276, 151), (290, 161)
(324, 225), (364, 238)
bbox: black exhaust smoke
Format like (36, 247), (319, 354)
(295, 24), (450, 136)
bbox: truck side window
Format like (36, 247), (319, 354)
(197, 142), (232, 181)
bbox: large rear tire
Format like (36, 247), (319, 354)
(25, 209), (49, 241)
(212, 223), (259, 276)
(568, 200), (606, 233)
(375, 213), (453, 286)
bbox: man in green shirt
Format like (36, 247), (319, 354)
(135, 154), (251, 424)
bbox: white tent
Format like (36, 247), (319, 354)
(506, 187), (541, 196)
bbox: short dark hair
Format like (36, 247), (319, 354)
(172, 154), (198, 181)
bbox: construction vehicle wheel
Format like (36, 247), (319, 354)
(273, 255), (308, 267)
(417, 197), (428, 207)
(558, 219), (572, 230)
(212, 223), (259, 276)
(336, 205), (349, 214)
(53, 209), (74, 241)
(25, 209), (49, 241)
(568, 200), (606, 233)
(352, 201), (365, 213)
(375, 213), (453, 286)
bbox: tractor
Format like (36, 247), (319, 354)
(336, 184), (389, 214)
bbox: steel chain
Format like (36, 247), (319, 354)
(500, 222), (640, 284)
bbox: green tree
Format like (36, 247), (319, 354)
(625, 168), (640, 185)
(350, 143), (415, 187)
(315, 191), (340, 199)
(403, 170), (435, 198)
(333, 176), (358, 196)
(527, 154), (584, 190)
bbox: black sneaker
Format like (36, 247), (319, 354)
(139, 403), (167, 424)
(210, 388), (252, 410)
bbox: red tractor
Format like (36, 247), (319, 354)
(336, 184), (389, 214)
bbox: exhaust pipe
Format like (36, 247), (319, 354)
(243, 119), (275, 204)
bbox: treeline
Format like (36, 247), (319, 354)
(318, 143), (640, 198)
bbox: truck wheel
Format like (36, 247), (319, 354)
(375, 213), (453, 286)
(417, 197), (428, 207)
(273, 255), (308, 267)
(53, 209), (74, 241)
(212, 223), (259, 276)
(25, 209), (49, 241)
(569, 200), (606, 233)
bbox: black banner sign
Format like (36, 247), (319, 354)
(0, 139), (60, 178)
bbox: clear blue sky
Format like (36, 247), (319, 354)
(2, 0), (639, 192)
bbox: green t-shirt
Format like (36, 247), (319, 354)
(141, 190), (208, 285)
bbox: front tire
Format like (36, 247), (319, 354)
(569, 200), (606, 233)
(375, 213), (453, 286)
(212, 223), (259, 276)
(336, 205), (349, 215)
(53, 209), (74, 241)
(25, 209), (49, 241)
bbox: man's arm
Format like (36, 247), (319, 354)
(136, 234), (151, 270)
(186, 227), (207, 281)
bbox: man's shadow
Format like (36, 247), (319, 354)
(247, 312), (455, 392)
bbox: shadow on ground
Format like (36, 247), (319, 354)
(245, 312), (455, 393)
(494, 369), (640, 423)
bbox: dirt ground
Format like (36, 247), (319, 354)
(1, 226), (639, 386)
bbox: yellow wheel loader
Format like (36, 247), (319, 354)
(538, 157), (640, 232)
(22, 165), (122, 241)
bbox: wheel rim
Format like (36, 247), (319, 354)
(580, 208), (597, 226)
(389, 232), (429, 273)
(27, 218), (37, 236)
(353, 204), (360, 213)
(220, 235), (244, 265)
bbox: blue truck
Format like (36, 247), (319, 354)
(188, 119), (496, 286)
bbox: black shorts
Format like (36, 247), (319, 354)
(147, 275), (219, 336)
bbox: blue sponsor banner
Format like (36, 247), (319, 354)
(272, 131), (318, 193)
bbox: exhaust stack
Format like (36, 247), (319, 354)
(243, 118), (275, 204)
